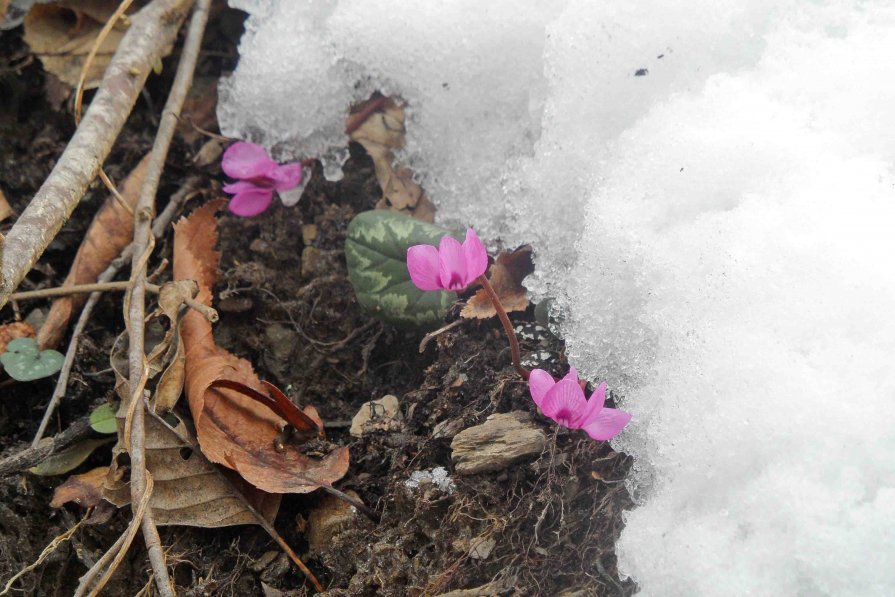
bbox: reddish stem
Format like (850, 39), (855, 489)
(476, 275), (530, 380)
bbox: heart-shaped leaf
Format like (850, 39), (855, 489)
(0, 337), (64, 381)
(345, 210), (460, 328)
(89, 403), (118, 434)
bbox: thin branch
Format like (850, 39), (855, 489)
(0, 417), (93, 478)
(0, 0), (193, 310)
(418, 319), (465, 353)
(126, 2), (208, 596)
(10, 281), (218, 322)
(30, 178), (200, 448)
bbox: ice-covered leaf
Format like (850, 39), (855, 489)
(345, 210), (460, 328)
(89, 403), (117, 434)
(0, 337), (63, 381)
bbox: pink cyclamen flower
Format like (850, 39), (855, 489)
(529, 368), (631, 441)
(221, 141), (302, 217)
(407, 229), (488, 292)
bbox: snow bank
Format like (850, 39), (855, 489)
(220, 1), (895, 594)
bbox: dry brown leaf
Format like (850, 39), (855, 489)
(461, 246), (534, 319)
(173, 200), (350, 494)
(349, 95), (435, 223)
(0, 321), (35, 354)
(51, 466), (108, 509)
(22, 1), (135, 89)
(103, 412), (281, 527)
(37, 154), (150, 349)
(0, 187), (11, 222)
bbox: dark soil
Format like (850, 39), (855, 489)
(0, 7), (635, 596)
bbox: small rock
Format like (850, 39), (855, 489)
(350, 395), (402, 437)
(432, 418), (464, 439)
(307, 491), (360, 553)
(301, 223), (318, 245)
(263, 323), (298, 380)
(301, 246), (321, 277)
(453, 536), (496, 560)
(218, 297), (254, 313)
(250, 550), (280, 573)
(450, 411), (546, 475)
(259, 553), (291, 584)
(250, 238), (271, 254)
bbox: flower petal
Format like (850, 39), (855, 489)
(571, 381), (607, 427)
(438, 235), (468, 290)
(528, 369), (556, 408)
(222, 180), (261, 195)
(270, 163), (302, 191)
(461, 228), (488, 284)
(562, 367), (578, 383)
(539, 378), (587, 426)
(581, 407), (632, 441)
(222, 142), (276, 179)
(407, 244), (443, 291)
(227, 188), (274, 217)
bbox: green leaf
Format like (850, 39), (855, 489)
(0, 337), (64, 381)
(89, 403), (118, 434)
(345, 210), (460, 328)
(29, 438), (114, 476)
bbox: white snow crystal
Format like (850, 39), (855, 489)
(404, 467), (456, 494)
(221, 0), (895, 593)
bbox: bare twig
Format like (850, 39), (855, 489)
(125, 2), (208, 595)
(30, 178), (200, 448)
(0, 0), (192, 310)
(10, 281), (218, 322)
(0, 417), (93, 478)
(418, 319), (465, 353)
(74, 0), (137, 216)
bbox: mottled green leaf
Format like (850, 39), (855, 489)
(89, 403), (118, 434)
(29, 438), (114, 476)
(346, 210), (461, 328)
(0, 337), (64, 382)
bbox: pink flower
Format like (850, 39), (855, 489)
(529, 368), (631, 441)
(407, 229), (488, 292)
(221, 142), (302, 217)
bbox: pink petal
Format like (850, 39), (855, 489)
(222, 180), (261, 195)
(438, 235), (468, 290)
(227, 188), (274, 217)
(270, 162), (302, 191)
(407, 244), (443, 291)
(571, 381), (607, 427)
(581, 407), (632, 441)
(528, 369), (557, 408)
(540, 379), (587, 426)
(461, 228), (488, 284)
(222, 142), (277, 179)
(562, 367), (578, 383)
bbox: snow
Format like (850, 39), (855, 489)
(220, 0), (895, 594)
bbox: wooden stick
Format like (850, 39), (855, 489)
(11, 282), (218, 322)
(126, 2), (208, 595)
(0, 0), (192, 310)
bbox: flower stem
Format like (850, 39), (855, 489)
(476, 274), (530, 380)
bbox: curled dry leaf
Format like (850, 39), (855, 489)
(38, 154), (150, 349)
(173, 200), (350, 494)
(348, 94), (436, 223)
(0, 321), (34, 355)
(103, 411), (281, 527)
(22, 1), (137, 89)
(51, 466), (109, 509)
(461, 246), (534, 319)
